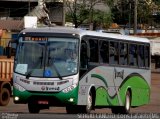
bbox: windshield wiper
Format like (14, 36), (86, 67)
(26, 71), (32, 79)
(49, 57), (63, 80)
(26, 49), (44, 79)
(26, 59), (41, 79)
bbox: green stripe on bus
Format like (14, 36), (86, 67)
(91, 74), (108, 87)
(90, 74), (150, 106)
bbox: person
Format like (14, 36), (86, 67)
(66, 50), (78, 73)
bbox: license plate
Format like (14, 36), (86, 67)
(38, 100), (49, 104)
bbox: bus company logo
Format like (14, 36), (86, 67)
(46, 86), (60, 91)
(41, 86), (45, 91)
(41, 86), (60, 91)
(114, 69), (124, 79)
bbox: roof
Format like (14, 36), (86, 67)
(0, 20), (23, 31)
(21, 27), (150, 43)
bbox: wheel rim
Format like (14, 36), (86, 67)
(125, 94), (130, 111)
(87, 94), (92, 110)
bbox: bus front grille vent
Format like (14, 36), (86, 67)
(33, 82), (54, 85)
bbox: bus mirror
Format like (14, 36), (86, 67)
(6, 47), (12, 58)
(6, 39), (18, 58)
(9, 39), (18, 44)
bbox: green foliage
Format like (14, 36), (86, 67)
(137, 1), (151, 24)
(65, 0), (114, 29)
(92, 10), (113, 29)
(111, 0), (160, 27)
(153, 0), (160, 5)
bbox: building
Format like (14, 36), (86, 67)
(0, 0), (64, 25)
(0, 0), (64, 52)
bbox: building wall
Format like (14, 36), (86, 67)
(1, 30), (12, 47)
(0, 30), (18, 55)
(0, 1), (63, 25)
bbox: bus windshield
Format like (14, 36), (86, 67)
(14, 37), (79, 78)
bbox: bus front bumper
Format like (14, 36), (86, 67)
(13, 86), (78, 106)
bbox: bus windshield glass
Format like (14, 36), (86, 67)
(14, 36), (79, 78)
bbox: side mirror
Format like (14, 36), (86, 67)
(6, 39), (18, 58)
(6, 47), (12, 58)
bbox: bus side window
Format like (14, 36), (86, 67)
(120, 42), (128, 65)
(129, 44), (138, 66)
(144, 45), (150, 68)
(138, 45), (145, 67)
(109, 41), (119, 65)
(99, 40), (109, 63)
(80, 42), (88, 69)
(88, 39), (98, 63)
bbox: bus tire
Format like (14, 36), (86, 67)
(0, 88), (10, 106)
(80, 91), (93, 113)
(111, 91), (131, 114)
(86, 91), (93, 113)
(111, 107), (119, 114)
(66, 105), (78, 114)
(28, 102), (40, 113)
(121, 91), (131, 114)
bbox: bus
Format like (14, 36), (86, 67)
(13, 27), (151, 114)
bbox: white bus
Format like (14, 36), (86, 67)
(13, 27), (151, 114)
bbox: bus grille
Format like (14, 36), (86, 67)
(33, 82), (54, 85)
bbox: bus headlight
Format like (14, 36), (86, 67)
(14, 96), (19, 101)
(62, 84), (77, 93)
(14, 83), (26, 92)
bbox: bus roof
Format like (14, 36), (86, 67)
(21, 27), (150, 43)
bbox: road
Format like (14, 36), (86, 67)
(0, 73), (160, 119)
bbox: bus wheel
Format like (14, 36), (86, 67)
(66, 105), (78, 114)
(111, 107), (120, 114)
(111, 91), (131, 114)
(0, 88), (10, 106)
(28, 102), (40, 113)
(122, 91), (131, 114)
(86, 91), (93, 113)
(80, 91), (93, 113)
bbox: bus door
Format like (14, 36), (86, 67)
(80, 41), (89, 77)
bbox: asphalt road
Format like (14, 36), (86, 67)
(0, 72), (160, 119)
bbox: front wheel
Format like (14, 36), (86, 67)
(28, 101), (40, 113)
(80, 91), (93, 113)
(0, 88), (10, 106)
(66, 105), (78, 114)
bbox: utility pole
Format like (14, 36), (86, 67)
(129, 1), (131, 31)
(134, 0), (137, 35)
(28, 0), (30, 14)
(89, 0), (93, 30)
(62, 0), (65, 26)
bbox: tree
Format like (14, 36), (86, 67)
(153, 0), (160, 5)
(111, 0), (160, 28)
(90, 10), (113, 30)
(111, 0), (133, 25)
(138, 0), (160, 28)
(65, 0), (114, 29)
